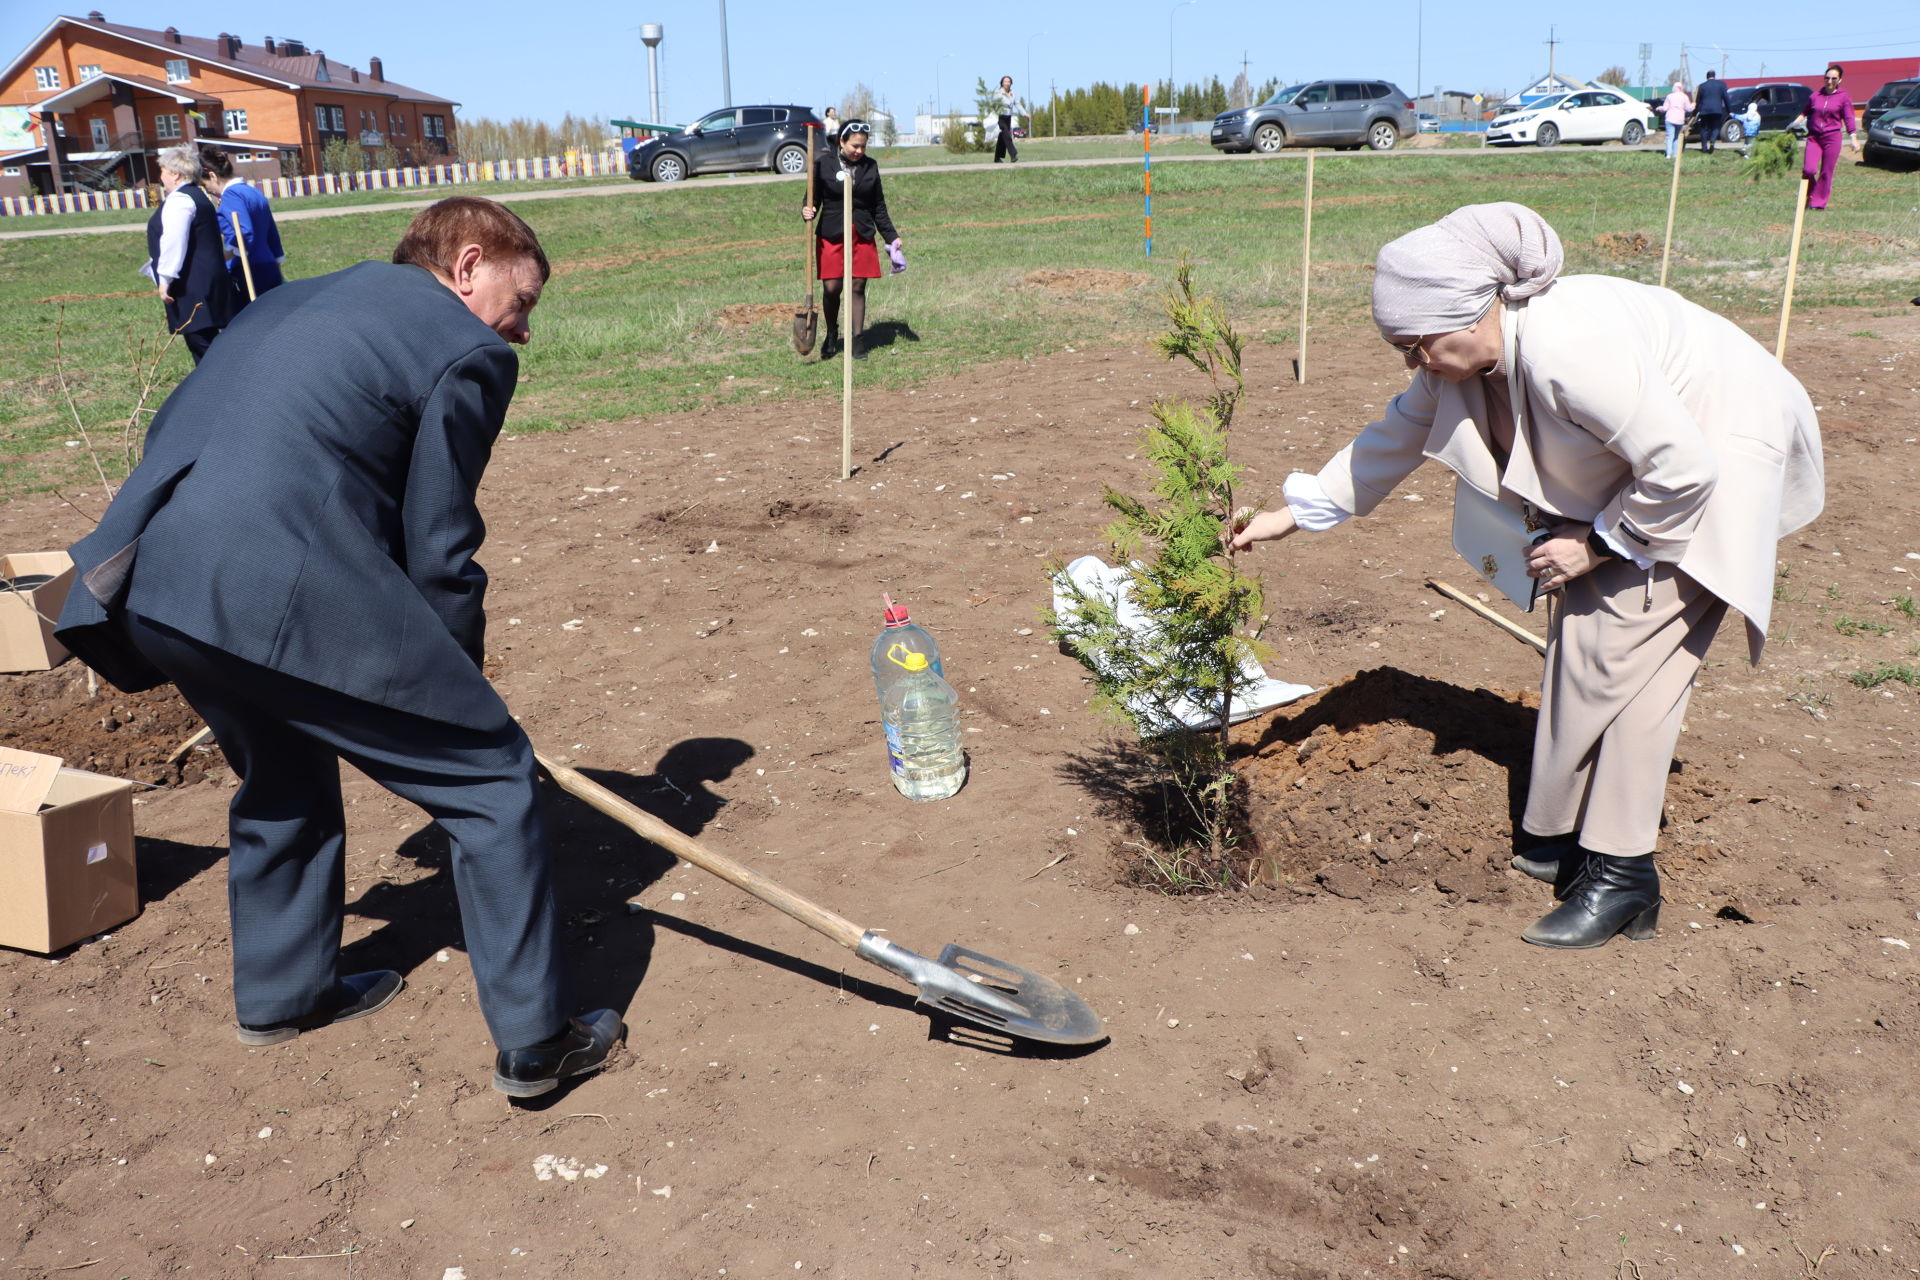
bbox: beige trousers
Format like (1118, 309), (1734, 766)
(1522, 559), (1728, 856)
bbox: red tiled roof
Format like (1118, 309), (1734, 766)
(61, 15), (458, 105)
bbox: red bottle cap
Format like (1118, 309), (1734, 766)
(882, 592), (911, 628)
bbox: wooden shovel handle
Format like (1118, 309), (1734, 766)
(1426, 579), (1548, 655)
(535, 751), (868, 953)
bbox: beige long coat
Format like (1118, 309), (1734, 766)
(1314, 275), (1825, 661)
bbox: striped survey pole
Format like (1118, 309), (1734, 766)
(1143, 85), (1152, 257)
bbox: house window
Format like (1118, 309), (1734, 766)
(224, 109), (248, 134)
(35, 66), (61, 90)
(79, 65), (102, 82)
(315, 103), (346, 134)
(155, 113), (182, 139)
(91, 118), (109, 148)
(423, 114), (445, 139)
(165, 59), (190, 84)
(388, 112), (407, 136)
(2, 165), (20, 176)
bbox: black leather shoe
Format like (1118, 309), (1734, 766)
(236, 970), (404, 1046)
(1522, 854), (1661, 949)
(820, 330), (840, 360)
(1511, 838), (1588, 900)
(851, 334), (868, 361)
(493, 1009), (626, 1098)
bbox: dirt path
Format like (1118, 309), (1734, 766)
(1, 310), (1916, 1278)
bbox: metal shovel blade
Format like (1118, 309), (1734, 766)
(792, 308), (817, 355)
(856, 932), (1106, 1046)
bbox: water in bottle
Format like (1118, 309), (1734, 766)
(882, 643), (966, 800)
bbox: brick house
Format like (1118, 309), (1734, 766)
(0, 11), (459, 199)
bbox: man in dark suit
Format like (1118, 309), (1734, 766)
(58, 196), (622, 1098)
(1694, 71), (1731, 153)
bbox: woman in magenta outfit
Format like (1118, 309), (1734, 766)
(1802, 64), (1860, 210)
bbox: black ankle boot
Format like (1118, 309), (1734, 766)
(1522, 854), (1661, 949)
(820, 329), (840, 359)
(1511, 839), (1588, 900)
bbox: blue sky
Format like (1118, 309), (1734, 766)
(43, 2), (1920, 122)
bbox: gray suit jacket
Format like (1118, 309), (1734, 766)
(58, 260), (520, 729)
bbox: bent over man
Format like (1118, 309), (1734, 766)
(58, 197), (622, 1097)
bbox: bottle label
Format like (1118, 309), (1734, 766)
(885, 721), (906, 774)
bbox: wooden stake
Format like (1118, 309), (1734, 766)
(1774, 175), (1810, 361)
(840, 159), (854, 481)
(232, 221), (258, 302)
(1295, 149), (1314, 383)
(165, 724), (214, 764)
(1657, 138), (1684, 290)
(1426, 579), (1548, 655)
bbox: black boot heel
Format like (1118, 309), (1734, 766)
(1620, 901), (1662, 941)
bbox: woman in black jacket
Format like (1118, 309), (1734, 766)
(801, 120), (901, 359)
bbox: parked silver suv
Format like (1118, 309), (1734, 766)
(1211, 80), (1417, 153)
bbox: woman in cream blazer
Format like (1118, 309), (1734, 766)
(1233, 203), (1823, 950)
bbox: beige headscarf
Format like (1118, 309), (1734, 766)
(1370, 202), (1564, 336)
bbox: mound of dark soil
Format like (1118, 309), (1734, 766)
(1234, 666), (1727, 901)
(0, 661), (221, 786)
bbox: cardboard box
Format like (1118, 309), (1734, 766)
(0, 746), (138, 953)
(0, 551), (77, 673)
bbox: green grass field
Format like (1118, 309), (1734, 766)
(3, 147), (1915, 496)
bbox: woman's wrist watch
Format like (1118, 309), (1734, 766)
(1586, 527), (1622, 562)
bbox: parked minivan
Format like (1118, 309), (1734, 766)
(1210, 80), (1417, 153)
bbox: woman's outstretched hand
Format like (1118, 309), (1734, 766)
(1228, 507), (1299, 552)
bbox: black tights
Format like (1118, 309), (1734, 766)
(822, 275), (866, 338)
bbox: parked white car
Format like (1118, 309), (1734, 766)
(1487, 89), (1655, 148)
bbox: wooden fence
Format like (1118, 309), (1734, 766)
(0, 148), (629, 218)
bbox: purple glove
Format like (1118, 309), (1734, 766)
(887, 239), (907, 274)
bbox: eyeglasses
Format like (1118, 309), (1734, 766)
(1384, 334), (1429, 360)
(842, 122), (872, 137)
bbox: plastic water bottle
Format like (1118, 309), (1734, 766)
(881, 643), (966, 800)
(869, 593), (943, 708)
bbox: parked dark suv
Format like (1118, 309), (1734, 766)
(628, 105), (826, 182)
(1689, 82), (1810, 143)
(1864, 79), (1920, 132)
(1211, 80), (1417, 153)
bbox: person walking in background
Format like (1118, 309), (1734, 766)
(144, 144), (240, 363)
(1660, 82), (1692, 159)
(822, 106), (840, 137)
(59, 197), (624, 1098)
(994, 76), (1025, 163)
(199, 150), (286, 301)
(1693, 70), (1730, 153)
(800, 120), (901, 361)
(1801, 64), (1860, 210)
(1231, 203), (1823, 951)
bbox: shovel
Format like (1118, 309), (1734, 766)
(537, 752), (1106, 1047)
(791, 124), (819, 355)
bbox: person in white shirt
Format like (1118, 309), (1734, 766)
(144, 145), (240, 362)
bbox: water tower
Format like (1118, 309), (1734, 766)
(641, 23), (664, 124)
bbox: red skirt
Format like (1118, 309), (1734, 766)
(817, 233), (881, 279)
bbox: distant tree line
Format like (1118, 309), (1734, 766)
(459, 113), (608, 163)
(1015, 76), (1284, 136)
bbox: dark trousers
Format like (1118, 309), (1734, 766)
(124, 613), (569, 1051)
(229, 259), (285, 299)
(995, 115), (1018, 162)
(182, 329), (218, 364)
(1696, 113), (1724, 151)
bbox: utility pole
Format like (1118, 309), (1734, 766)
(717, 0), (732, 107)
(1050, 78), (1056, 138)
(1545, 25), (1557, 81)
(1637, 42), (1651, 91)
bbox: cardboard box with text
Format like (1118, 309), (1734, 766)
(0, 551), (77, 673)
(0, 746), (138, 953)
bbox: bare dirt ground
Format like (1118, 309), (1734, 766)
(3, 304), (1919, 1279)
